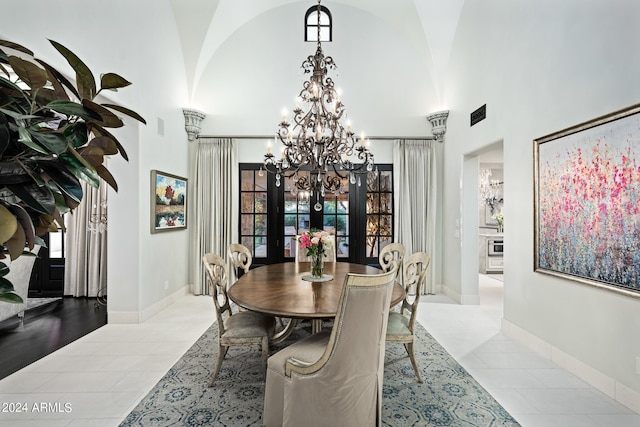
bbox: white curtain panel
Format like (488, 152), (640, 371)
(192, 138), (238, 295)
(393, 139), (437, 294)
(64, 181), (108, 297)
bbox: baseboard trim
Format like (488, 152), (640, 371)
(502, 318), (640, 415)
(108, 286), (190, 324)
(440, 284), (480, 305)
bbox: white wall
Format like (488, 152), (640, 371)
(2, 0), (191, 322)
(443, 0), (640, 401)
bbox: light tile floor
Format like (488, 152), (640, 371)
(418, 274), (640, 427)
(0, 275), (638, 426)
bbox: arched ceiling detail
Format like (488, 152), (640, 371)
(170, 0), (464, 106)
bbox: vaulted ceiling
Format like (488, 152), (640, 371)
(169, 0), (464, 103)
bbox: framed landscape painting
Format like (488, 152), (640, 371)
(151, 170), (188, 233)
(534, 104), (640, 298)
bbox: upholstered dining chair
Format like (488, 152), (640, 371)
(227, 243), (252, 285)
(202, 253), (275, 387)
(294, 234), (337, 262)
(386, 251), (430, 383)
(263, 265), (398, 427)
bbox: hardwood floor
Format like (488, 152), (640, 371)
(0, 297), (107, 380)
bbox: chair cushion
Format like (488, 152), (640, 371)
(386, 312), (411, 336)
(222, 311), (275, 339)
(267, 330), (330, 375)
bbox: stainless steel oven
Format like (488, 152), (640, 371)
(487, 238), (504, 256)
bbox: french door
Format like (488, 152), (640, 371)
(239, 164), (393, 267)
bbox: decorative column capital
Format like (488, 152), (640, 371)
(426, 110), (449, 143)
(182, 108), (206, 141)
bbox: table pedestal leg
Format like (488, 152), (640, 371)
(311, 319), (323, 334)
(271, 318), (299, 344)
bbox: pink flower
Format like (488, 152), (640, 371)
(298, 233), (312, 249)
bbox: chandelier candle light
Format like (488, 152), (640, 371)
(264, 0), (375, 211)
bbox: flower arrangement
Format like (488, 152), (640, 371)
(492, 213), (504, 232)
(297, 230), (331, 277)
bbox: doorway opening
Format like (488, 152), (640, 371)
(461, 140), (503, 304)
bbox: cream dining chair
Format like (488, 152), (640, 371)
(202, 253), (275, 387)
(262, 265), (398, 427)
(227, 243), (252, 284)
(378, 242), (405, 272)
(385, 251), (430, 383)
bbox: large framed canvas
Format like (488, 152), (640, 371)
(534, 104), (640, 298)
(151, 170), (188, 233)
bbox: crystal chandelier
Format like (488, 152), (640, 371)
(88, 199), (108, 234)
(263, 0), (375, 211)
(479, 168), (503, 212)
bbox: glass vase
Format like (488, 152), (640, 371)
(310, 253), (324, 278)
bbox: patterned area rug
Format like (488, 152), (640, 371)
(121, 321), (520, 427)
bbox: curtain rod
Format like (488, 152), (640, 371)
(196, 134), (436, 141)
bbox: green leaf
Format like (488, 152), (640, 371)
(0, 262), (9, 277)
(7, 221), (26, 260)
(0, 291), (24, 304)
(28, 129), (68, 155)
(0, 40), (34, 56)
(0, 203), (18, 244)
(82, 99), (122, 128)
(45, 100), (102, 121)
(62, 122), (88, 148)
(0, 107), (39, 122)
(0, 161), (31, 185)
(88, 136), (118, 155)
(39, 161), (83, 203)
(96, 164), (118, 192)
(100, 73), (131, 90)
(7, 181), (56, 214)
(14, 158), (45, 186)
(35, 59), (76, 100)
(48, 40), (95, 100)
(17, 127), (48, 154)
(88, 123), (128, 161)
(35, 88), (63, 106)
(0, 112), (9, 155)
(58, 151), (100, 188)
(0, 277), (16, 293)
(33, 235), (46, 247)
(0, 74), (28, 95)
(102, 103), (146, 124)
(7, 203), (35, 250)
(8, 56), (47, 89)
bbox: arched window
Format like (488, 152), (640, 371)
(305, 5), (332, 42)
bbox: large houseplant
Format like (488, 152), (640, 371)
(0, 39), (145, 303)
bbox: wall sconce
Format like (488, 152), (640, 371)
(426, 110), (449, 143)
(182, 108), (206, 141)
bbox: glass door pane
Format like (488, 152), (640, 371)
(239, 169), (268, 258)
(283, 172), (311, 259)
(323, 171), (349, 258)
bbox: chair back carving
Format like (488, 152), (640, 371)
(379, 242), (405, 272)
(228, 243), (252, 283)
(400, 251), (430, 329)
(202, 253), (230, 337)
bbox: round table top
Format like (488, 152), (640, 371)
(228, 262), (405, 319)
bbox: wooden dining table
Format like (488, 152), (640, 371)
(228, 261), (405, 342)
